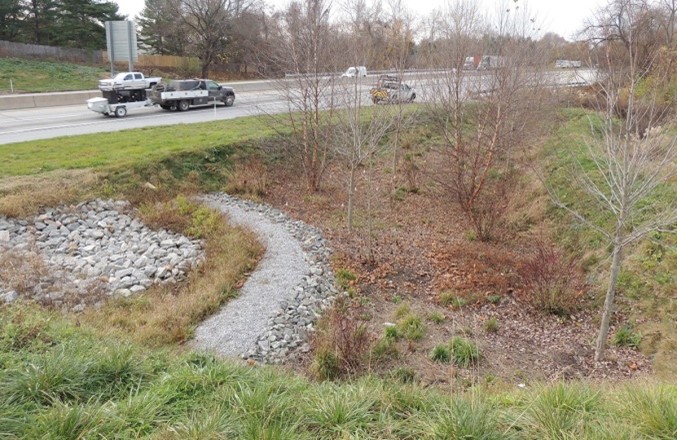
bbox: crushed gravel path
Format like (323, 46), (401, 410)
(191, 195), (310, 358)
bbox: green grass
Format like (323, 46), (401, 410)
(0, 58), (107, 93)
(613, 325), (643, 348)
(0, 116), (281, 178)
(449, 336), (480, 367)
(398, 314), (426, 341)
(431, 344), (451, 363)
(2, 305), (676, 439)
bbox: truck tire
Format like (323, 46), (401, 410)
(114, 106), (127, 118)
(168, 102), (178, 111)
(224, 94), (235, 107)
(178, 100), (190, 111)
(409, 93), (416, 103)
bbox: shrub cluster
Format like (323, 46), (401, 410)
(518, 240), (583, 315)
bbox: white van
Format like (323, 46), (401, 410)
(341, 66), (367, 77)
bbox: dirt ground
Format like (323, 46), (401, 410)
(262, 154), (651, 386)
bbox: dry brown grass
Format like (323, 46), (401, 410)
(0, 169), (99, 217)
(0, 249), (50, 294)
(78, 198), (263, 347)
(222, 159), (270, 199)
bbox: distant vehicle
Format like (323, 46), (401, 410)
(463, 56), (481, 70)
(98, 72), (162, 91)
(477, 56), (506, 70)
(341, 66), (368, 77)
(555, 59), (582, 68)
(369, 75), (416, 104)
(149, 79), (235, 111)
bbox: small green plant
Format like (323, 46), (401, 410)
(449, 337), (480, 367)
(384, 325), (400, 341)
(391, 294), (402, 304)
(427, 312), (445, 324)
(398, 315), (426, 341)
(465, 230), (478, 241)
(431, 345), (451, 363)
(312, 349), (340, 381)
(440, 291), (468, 309)
(372, 337), (399, 360)
(394, 303), (411, 319)
(358, 311), (372, 321)
(484, 317), (499, 333)
(613, 325), (643, 348)
(487, 295), (502, 305)
(335, 268), (357, 291)
(392, 186), (407, 201)
(390, 367), (417, 384)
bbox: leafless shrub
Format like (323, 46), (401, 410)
(518, 240), (584, 315)
(310, 297), (374, 380)
(223, 159), (269, 198)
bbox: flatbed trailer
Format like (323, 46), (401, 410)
(87, 96), (154, 117)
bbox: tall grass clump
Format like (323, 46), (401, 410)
(431, 344), (451, 363)
(398, 314), (426, 341)
(422, 398), (506, 439)
(511, 383), (602, 438)
(619, 384), (677, 439)
(449, 336), (480, 367)
(302, 383), (379, 436)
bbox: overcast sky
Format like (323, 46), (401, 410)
(114, 0), (606, 41)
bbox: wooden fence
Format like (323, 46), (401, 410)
(0, 40), (103, 63)
(102, 52), (200, 70)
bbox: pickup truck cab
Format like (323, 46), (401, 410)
(149, 79), (235, 111)
(98, 72), (162, 91)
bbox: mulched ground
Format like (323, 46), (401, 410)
(261, 153), (650, 385)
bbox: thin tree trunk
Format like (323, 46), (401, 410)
(594, 237), (624, 362)
(347, 166), (356, 232)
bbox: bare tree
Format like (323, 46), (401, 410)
(267, 0), (338, 192)
(333, 81), (395, 231)
(427, 0), (543, 240)
(178, 0), (257, 77)
(551, 0), (676, 361)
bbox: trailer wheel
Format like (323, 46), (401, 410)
(114, 106), (127, 118)
(178, 100), (190, 111)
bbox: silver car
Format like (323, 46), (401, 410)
(370, 81), (416, 104)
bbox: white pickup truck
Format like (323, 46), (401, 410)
(98, 72), (162, 91)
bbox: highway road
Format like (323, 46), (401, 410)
(0, 88), (288, 145)
(0, 69), (597, 145)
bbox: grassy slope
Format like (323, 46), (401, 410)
(1, 305), (676, 439)
(0, 116), (279, 178)
(0, 58), (107, 93)
(544, 108), (677, 378)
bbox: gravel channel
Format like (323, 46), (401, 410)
(192, 193), (339, 363)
